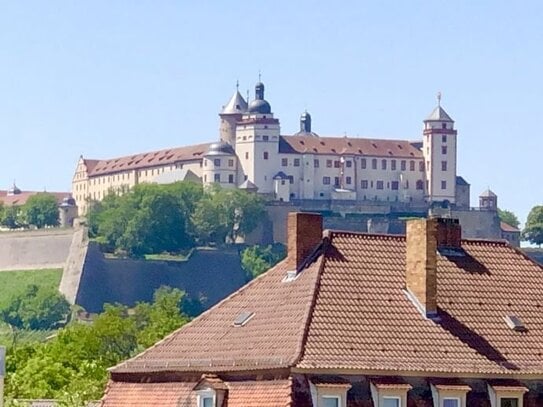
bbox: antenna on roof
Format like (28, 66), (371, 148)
(437, 91), (442, 107)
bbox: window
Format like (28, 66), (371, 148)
(401, 160), (406, 171)
(416, 180), (424, 190)
(288, 175), (294, 184)
(442, 145), (447, 154)
(383, 397), (400, 407)
(346, 176), (352, 185)
(294, 158), (301, 167)
(410, 160), (415, 171)
(263, 135), (269, 141)
(214, 174), (220, 183)
(391, 181), (399, 190)
(228, 159), (234, 167)
(214, 158), (221, 167)
(228, 174), (234, 184)
(441, 161), (447, 171)
(334, 160), (340, 168)
(443, 398), (460, 407)
(391, 160), (396, 170)
(281, 158), (288, 166)
(314, 159), (320, 168)
(419, 161), (425, 172)
(441, 180), (447, 189)
(500, 398), (519, 407)
(361, 158), (367, 169)
(382, 159), (387, 170)
(326, 160), (333, 168)
(323, 176), (331, 185)
(245, 152), (249, 160)
(376, 181), (384, 190)
(346, 160), (352, 168)
(361, 180), (368, 189)
(322, 396), (340, 407)
(334, 177), (340, 187)
(372, 159), (377, 169)
(442, 123), (447, 129)
(442, 134), (447, 143)
(263, 152), (269, 160)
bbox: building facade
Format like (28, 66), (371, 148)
(72, 82), (466, 215)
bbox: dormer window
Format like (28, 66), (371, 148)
(370, 381), (411, 407)
(310, 379), (351, 407)
(322, 396), (340, 407)
(431, 383), (470, 407)
(197, 390), (215, 407)
(487, 383), (527, 407)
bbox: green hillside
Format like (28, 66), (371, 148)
(0, 268), (63, 309)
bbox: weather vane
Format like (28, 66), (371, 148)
(437, 91), (442, 106)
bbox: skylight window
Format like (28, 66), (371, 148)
(505, 315), (526, 332)
(233, 311), (254, 327)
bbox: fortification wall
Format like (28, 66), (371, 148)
(0, 229), (74, 271)
(74, 244), (247, 313)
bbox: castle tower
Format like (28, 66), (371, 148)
(422, 93), (457, 204)
(202, 142), (238, 188)
(479, 189), (497, 210)
(300, 111), (312, 133)
(234, 81), (280, 194)
(219, 83), (248, 147)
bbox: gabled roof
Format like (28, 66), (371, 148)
(455, 176), (470, 186)
(238, 179), (258, 191)
(111, 229), (543, 378)
(0, 191), (71, 206)
(279, 135), (423, 159)
(425, 105), (454, 122)
(500, 221), (520, 233)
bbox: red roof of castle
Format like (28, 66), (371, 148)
(0, 191), (71, 206)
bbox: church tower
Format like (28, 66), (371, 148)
(422, 93), (457, 204)
(219, 83), (248, 147)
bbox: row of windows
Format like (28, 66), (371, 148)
(278, 157), (427, 172)
(203, 174), (235, 184)
(204, 158), (235, 167)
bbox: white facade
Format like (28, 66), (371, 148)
(72, 82), (460, 212)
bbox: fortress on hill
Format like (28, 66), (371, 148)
(71, 81), (516, 244)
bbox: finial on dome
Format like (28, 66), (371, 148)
(258, 70), (262, 82)
(236, 80), (239, 91)
(437, 91), (442, 107)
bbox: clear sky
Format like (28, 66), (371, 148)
(0, 1), (541, 225)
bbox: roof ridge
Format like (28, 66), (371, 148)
(109, 257), (293, 373)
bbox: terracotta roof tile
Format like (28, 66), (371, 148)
(225, 379), (292, 407)
(500, 221), (520, 233)
(0, 191), (71, 206)
(279, 135), (423, 158)
(111, 258), (323, 374)
(86, 143), (211, 177)
(100, 381), (196, 406)
(297, 233), (543, 375)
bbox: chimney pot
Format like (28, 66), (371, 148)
(436, 217), (462, 248)
(287, 212), (323, 270)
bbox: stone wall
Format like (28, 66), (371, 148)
(0, 229), (74, 271)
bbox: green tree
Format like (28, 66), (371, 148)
(241, 243), (287, 280)
(523, 205), (543, 247)
(0, 285), (70, 330)
(192, 186), (265, 245)
(498, 208), (520, 229)
(0, 205), (22, 229)
(23, 193), (59, 228)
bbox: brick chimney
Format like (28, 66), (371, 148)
(406, 217), (463, 318)
(287, 212), (323, 270)
(406, 218), (438, 318)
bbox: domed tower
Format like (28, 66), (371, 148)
(422, 93), (457, 204)
(59, 196), (78, 227)
(202, 141), (238, 188)
(299, 111), (314, 134)
(235, 81), (280, 194)
(219, 84), (248, 147)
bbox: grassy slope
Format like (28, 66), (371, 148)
(0, 268), (63, 309)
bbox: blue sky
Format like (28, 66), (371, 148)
(0, 1), (541, 225)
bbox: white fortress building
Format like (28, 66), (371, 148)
(72, 82), (468, 215)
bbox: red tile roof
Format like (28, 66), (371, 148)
(85, 143), (212, 177)
(500, 221), (520, 233)
(112, 228), (543, 378)
(0, 191), (71, 206)
(100, 381), (196, 407)
(279, 135), (423, 158)
(225, 379), (292, 407)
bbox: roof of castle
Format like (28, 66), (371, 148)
(0, 190), (71, 206)
(221, 90), (248, 115)
(279, 135), (423, 159)
(84, 143), (212, 177)
(425, 105), (454, 122)
(111, 231), (543, 377)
